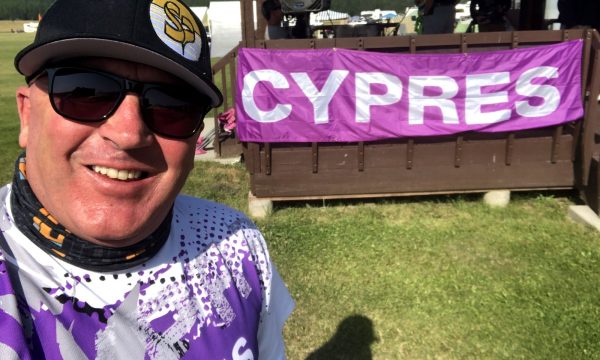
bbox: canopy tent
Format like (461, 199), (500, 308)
(310, 10), (350, 25)
(208, 1), (245, 57)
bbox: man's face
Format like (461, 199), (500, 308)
(16, 58), (201, 247)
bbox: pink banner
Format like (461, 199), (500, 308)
(236, 40), (584, 143)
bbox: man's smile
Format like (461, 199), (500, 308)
(91, 165), (145, 180)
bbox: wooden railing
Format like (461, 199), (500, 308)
(210, 45), (241, 158)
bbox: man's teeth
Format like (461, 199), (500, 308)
(92, 166), (142, 180)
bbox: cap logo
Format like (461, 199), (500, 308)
(149, 0), (202, 61)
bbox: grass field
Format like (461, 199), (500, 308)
(2, 27), (600, 359)
(0, 32), (33, 184)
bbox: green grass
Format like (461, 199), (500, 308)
(184, 163), (600, 359)
(252, 194), (600, 359)
(3, 28), (600, 360)
(0, 32), (33, 184)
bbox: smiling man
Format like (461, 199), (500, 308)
(0, 0), (293, 358)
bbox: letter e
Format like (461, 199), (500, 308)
(465, 72), (511, 124)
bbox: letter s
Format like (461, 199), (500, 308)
(515, 66), (560, 117)
(232, 337), (254, 360)
(242, 70), (292, 123)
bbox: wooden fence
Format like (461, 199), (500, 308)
(210, 11), (600, 214)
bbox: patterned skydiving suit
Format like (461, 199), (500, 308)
(0, 187), (294, 359)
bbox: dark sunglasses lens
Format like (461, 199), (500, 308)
(51, 69), (121, 121)
(143, 87), (209, 138)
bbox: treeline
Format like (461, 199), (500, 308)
(0, 0), (52, 20)
(0, 0), (211, 20)
(0, 0), (415, 20)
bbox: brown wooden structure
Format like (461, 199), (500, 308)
(210, 1), (600, 215)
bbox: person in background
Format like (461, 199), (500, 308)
(470, 0), (511, 32)
(1, 0), (294, 358)
(418, 0), (458, 34)
(262, 0), (290, 39)
(291, 13), (310, 39)
(557, 0), (600, 31)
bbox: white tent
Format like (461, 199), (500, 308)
(191, 6), (209, 27)
(310, 10), (350, 25)
(208, 1), (258, 58)
(208, 1), (243, 58)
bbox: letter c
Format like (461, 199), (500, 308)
(242, 70), (292, 123)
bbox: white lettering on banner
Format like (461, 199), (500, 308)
(408, 76), (459, 125)
(465, 72), (511, 125)
(355, 72), (403, 123)
(291, 70), (349, 124)
(232, 337), (254, 360)
(241, 67), (562, 125)
(242, 70), (291, 123)
(515, 66), (560, 117)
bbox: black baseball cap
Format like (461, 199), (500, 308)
(14, 0), (223, 107)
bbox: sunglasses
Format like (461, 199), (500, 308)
(30, 67), (212, 139)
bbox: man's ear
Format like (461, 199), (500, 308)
(16, 85), (31, 148)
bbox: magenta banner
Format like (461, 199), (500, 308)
(236, 40), (584, 143)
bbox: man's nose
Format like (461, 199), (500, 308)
(98, 93), (154, 149)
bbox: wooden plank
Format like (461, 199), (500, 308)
(256, 30), (590, 53)
(265, 133), (575, 173)
(505, 133), (515, 165)
(406, 139), (414, 169)
(250, 160), (575, 197)
(220, 69), (228, 110)
(358, 142), (365, 172)
(241, 0), (256, 47)
(242, 143), (252, 174)
(551, 126), (562, 164)
(255, 0), (266, 40)
(583, 156), (600, 214)
(454, 136), (463, 168)
(254, 29), (587, 52)
(571, 121), (582, 162)
(581, 47), (600, 185)
(312, 143), (318, 173)
(249, 187), (574, 202)
(229, 52), (237, 100)
(265, 143), (271, 175)
(582, 30), (593, 101)
(247, 143), (260, 175)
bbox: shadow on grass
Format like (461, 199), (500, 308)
(305, 315), (377, 360)
(272, 189), (581, 212)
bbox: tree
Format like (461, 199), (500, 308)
(0, 0), (53, 20)
(0, 0), (424, 21)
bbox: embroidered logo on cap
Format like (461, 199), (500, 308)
(149, 0), (203, 61)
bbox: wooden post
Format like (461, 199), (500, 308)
(241, 0), (257, 47)
(580, 44), (600, 186)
